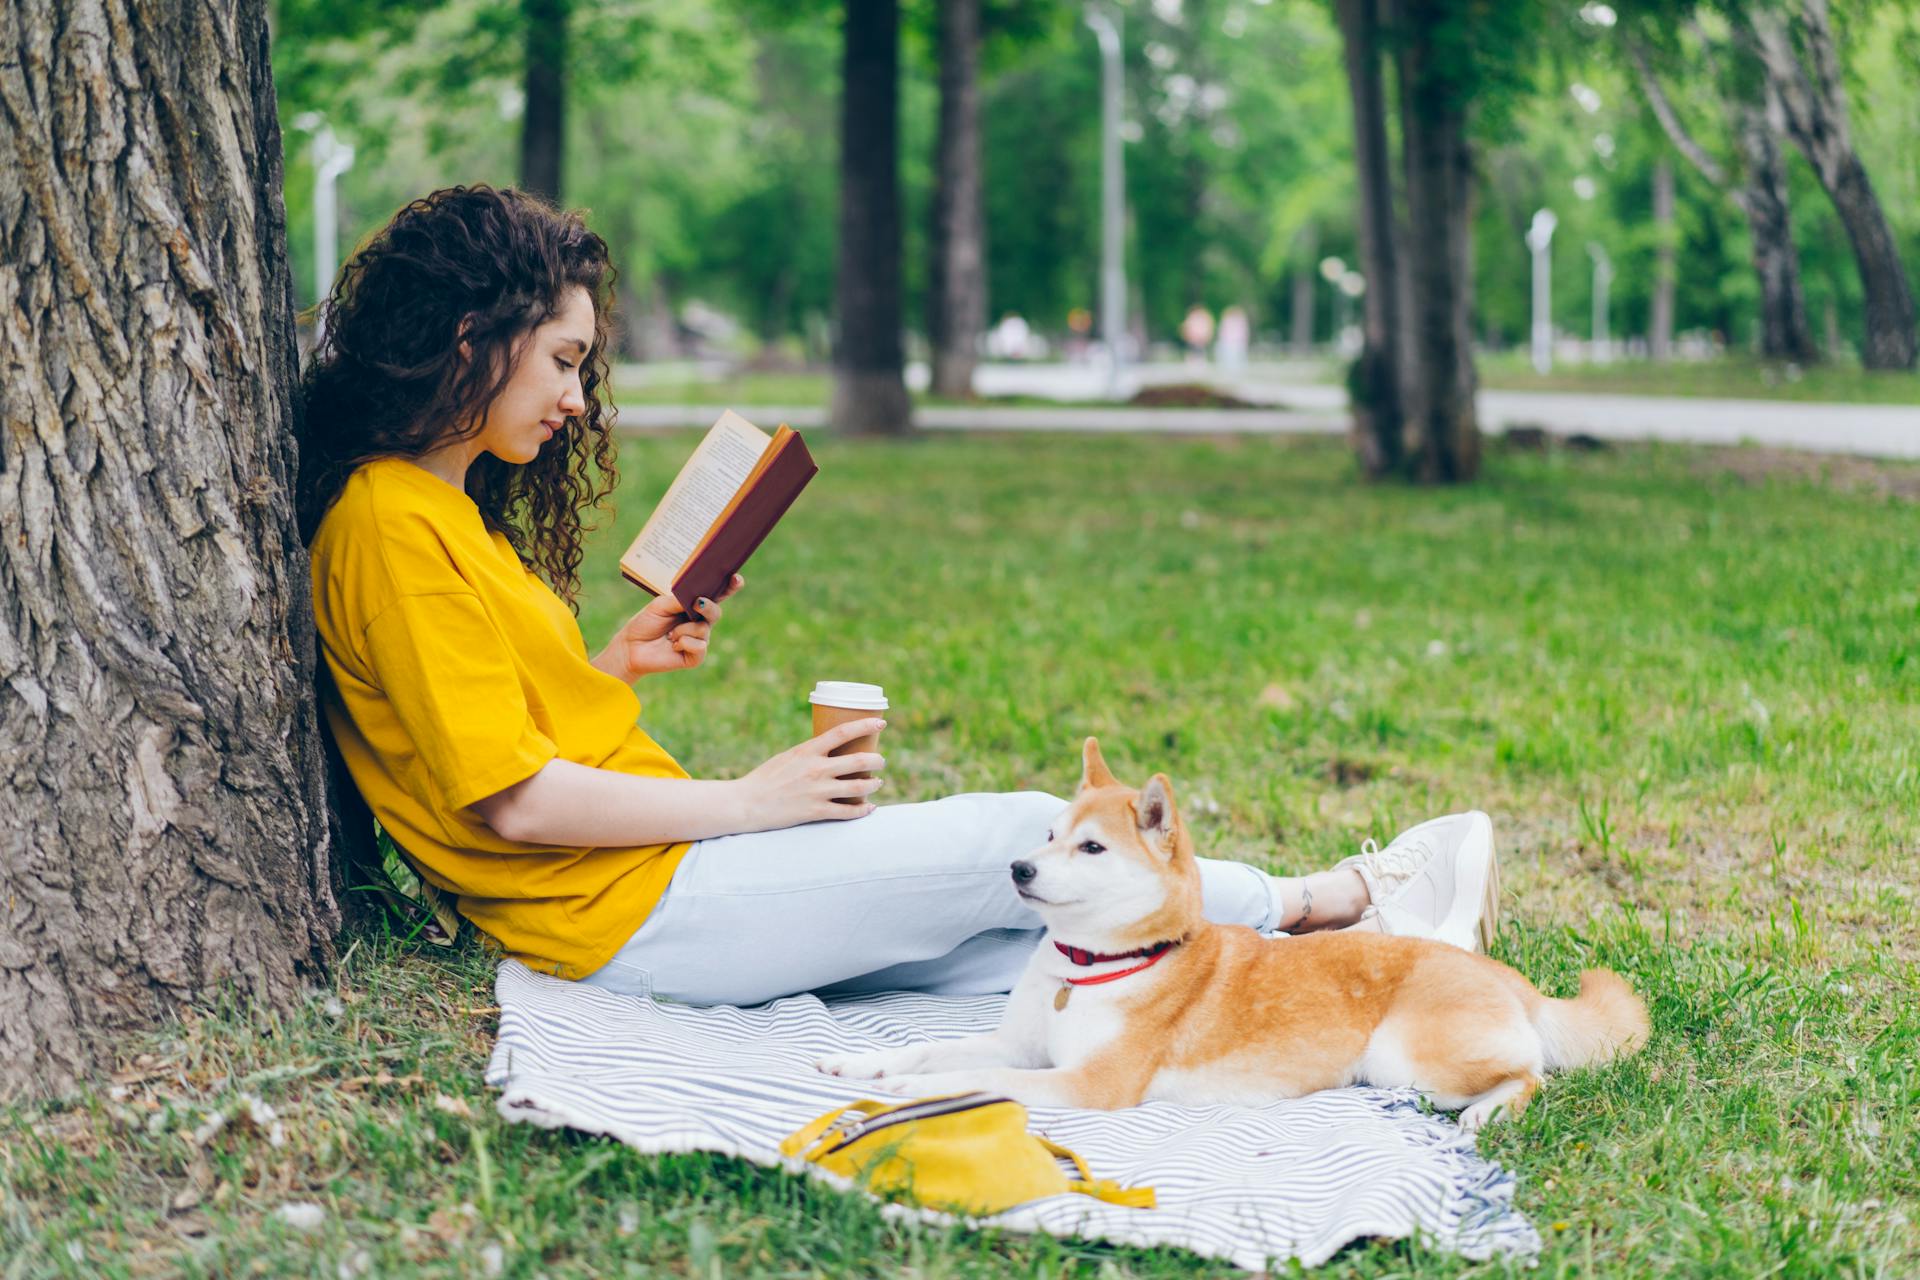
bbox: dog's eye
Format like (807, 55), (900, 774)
(1045, 830), (1055, 843)
(1078, 840), (1106, 855)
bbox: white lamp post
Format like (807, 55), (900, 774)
(308, 122), (356, 346)
(1084, 5), (1126, 399)
(1587, 241), (1612, 364)
(1526, 208), (1557, 374)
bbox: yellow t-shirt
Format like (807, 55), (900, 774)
(308, 457), (690, 979)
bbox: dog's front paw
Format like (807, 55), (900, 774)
(867, 1072), (941, 1097)
(815, 1047), (917, 1080)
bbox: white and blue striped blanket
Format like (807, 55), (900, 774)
(487, 960), (1540, 1270)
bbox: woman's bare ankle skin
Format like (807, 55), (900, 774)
(1271, 868), (1371, 931)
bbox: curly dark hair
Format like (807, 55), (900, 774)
(296, 184), (619, 606)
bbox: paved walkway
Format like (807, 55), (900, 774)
(617, 396), (1920, 459)
(612, 361), (1920, 460)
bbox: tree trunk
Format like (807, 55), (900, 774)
(928, 0), (986, 400)
(831, 0), (912, 434)
(1631, 37), (1816, 364)
(1290, 224), (1317, 355)
(1651, 157), (1676, 362)
(1745, 0), (1915, 369)
(1736, 84), (1818, 362)
(520, 0), (568, 202)
(0, 0), (336, 1099)
(1333, 0), (1406, 478)
(1394, 1), (1478, 483)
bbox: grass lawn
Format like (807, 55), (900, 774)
(1475, 351), (1920, 405)
(5, 433), (1918, 1277)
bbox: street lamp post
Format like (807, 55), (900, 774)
(310, 123), (356, 346)
(1526, 208), (1558, 374)
(1084, 5), (1125, 399)
(1587, 242), (1612, 364)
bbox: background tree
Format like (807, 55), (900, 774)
(928, 0), (988, 398)
(521, 0), (569, 199)
(1651, 155), (1678, 359)
(1333, 0), (1405, 476)
(833, 0), (914, 434)
(1392, 0), (1482, 482)
(1737, 0), (1916, 368)
(1628, 27), (1819, 362)
(0, 0), (333, 1098)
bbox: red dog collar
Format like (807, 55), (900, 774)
(1054, 939), (1178, 968)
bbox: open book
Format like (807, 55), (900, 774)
(618, 410), (818, 611)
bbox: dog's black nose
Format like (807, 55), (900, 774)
(1010, 860), (1037, 884)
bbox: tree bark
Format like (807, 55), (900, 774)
(520, 0), (568, 202)
(1651, 157), (1676, 361)
(1736, 82), (1818, 362)
(832, 0), (912, 435)
(1290, 224), (1317, 355)
(928, 0), (986, 400)
(0, 0), (336, 1099)
(1745, 0), (1915, 369)
(1393, 0), (1478, 483)
(1333, 0), (1406, 478)
(1630, 39), (1816, 363)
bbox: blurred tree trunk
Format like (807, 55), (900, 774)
(521, 0), (567, 201)
(1631, 40), (1816, 363)
(1393, 0), (1478, 483)
(0, 0), (337, 1099)
(1744, 0), (1915, 369)
(928, 0), (986, 399)
(1736, 83), (1818, 362)
(1651, 158), (1675, 361)
(1290, 224), (1317, 355)
(1334, 0), (1406, 479)
(832, 0), (913, 434)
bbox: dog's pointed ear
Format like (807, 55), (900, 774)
(1137, 773), (1179, 856)
(1079, 737), (1118, 793)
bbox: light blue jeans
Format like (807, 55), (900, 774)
(576, 791), (1283, 1006)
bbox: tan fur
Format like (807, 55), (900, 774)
(820, 738), (1650, 1129)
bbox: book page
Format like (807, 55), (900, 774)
(621, 411), (770, 592)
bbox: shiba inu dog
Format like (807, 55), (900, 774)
(818, 739), (1649, 1130)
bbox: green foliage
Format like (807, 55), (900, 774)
(267, 0), (1920, 359)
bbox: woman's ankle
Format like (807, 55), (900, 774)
(1271, 868), (1371, 931)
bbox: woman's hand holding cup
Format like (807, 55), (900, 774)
(734, 717), (887, 830)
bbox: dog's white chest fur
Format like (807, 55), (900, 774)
(1040, 979), (1130, 1067)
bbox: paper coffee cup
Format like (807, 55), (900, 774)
(810, 681), (887, 801)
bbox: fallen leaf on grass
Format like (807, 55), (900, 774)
(1256, 683), (1297, 711)
(433, 1094), (474, 1119)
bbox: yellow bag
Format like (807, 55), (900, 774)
(779, 1091), (1155, 1216)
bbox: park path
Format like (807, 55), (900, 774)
(612, 362), (1920, 460)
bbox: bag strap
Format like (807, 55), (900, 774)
(1039, 1137), (1157, 1210)
(779, 1099), (884, 1161)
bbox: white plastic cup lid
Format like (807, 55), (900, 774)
(809, 680), (889, 710)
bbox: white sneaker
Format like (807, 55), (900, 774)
(1336, 811), (1500, 952)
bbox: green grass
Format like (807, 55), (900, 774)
(6, 434), (1919, 1276)
(609, 368), (828, 406)
(1477, 351), (1920, 405)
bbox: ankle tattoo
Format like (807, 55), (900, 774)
(1293, 886), (1313, 929)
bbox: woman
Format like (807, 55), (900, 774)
(302, 186), (1499, 1007)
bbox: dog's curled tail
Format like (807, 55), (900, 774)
(1532, 968), (1650, 1072)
